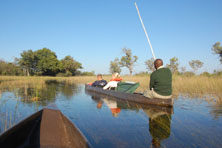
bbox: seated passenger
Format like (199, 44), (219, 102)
(91, 74), (107, 88)
(103, 73), (122, 90)
(144, 59), (172, 99)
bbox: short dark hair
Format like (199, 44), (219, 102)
(154, 59), (163, 66)
(97, 74), (102, 78)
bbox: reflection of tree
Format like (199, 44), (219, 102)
(209, 98), (222, 119)
(0, 80), (81, 133)
(2, 80), (79, 107)
(16, 83), (57, 106)
(59, 81), (78, 99)
(144, 109), (172, 148)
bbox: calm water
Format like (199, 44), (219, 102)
(0, 81), (222, 148)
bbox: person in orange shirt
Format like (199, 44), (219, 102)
(103, 73), (122, 90)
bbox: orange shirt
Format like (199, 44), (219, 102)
(110, 78), (122, 82)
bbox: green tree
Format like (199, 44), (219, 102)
(0, 60), (22, 76)
(189, 60), (203, 73)
(18, 49), (37, 76)
(110, 58), (121, 74)
(166, 57), (179, 74)
(0, 60), (7, 75)
(119, 48), (138, 75)
(35, 48), (59, 76)
(60, 56), (82, 76)
(212, 42), (222, 64)
(145, 58), (155, 73)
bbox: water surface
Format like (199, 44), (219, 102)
(0, 81), (221, 148)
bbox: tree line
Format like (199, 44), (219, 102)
(0, 41), (221, 76)
(110, 42), (222, 75)
(0, 48), (86, 76)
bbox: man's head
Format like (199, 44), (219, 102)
(154, 59), (163, 70)
(97, 74), (103, 80)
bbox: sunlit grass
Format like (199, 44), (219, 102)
(0, 75), (222, 99)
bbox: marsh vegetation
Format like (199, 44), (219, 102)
(1, 75), (221, 98)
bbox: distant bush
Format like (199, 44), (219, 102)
(200, 72), (211, 77)
(0, 60), (23, 76)
(80, 71), (95, 76)
(213, 70), (222, 76)
(135, 71), (150, 76)
(56, 73), (65, 77)
(183, 71), (195, 77)
(56, 71), (72, 77)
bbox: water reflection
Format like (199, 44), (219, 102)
(91, 96), (121, 117)
(1, 80), (78, 106)
(209, 98), (222, 119)
(145, 109), (171, 148)
(87, 91), (173, 147)
(1, 82), (222, 147)
(0, 80), (79, 133)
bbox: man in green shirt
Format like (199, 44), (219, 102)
(144, 59), (172, 99)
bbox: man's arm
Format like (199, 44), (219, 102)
(92, 81), (97, 87)
(149, 74), (154, 90)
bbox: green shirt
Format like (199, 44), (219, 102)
(150, 67), (172, 96)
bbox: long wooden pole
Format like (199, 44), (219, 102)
(134, 2), (156, 59)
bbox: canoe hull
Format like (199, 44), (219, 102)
(85, 84), (173, 107)
(0, 108), (90, 148)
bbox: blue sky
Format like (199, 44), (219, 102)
(0, 0), (221, 74)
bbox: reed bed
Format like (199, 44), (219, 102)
(0, 75), (222, 99)
(172, 75), (222, 98)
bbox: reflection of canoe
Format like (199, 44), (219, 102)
(85, 84), (173, 107)
(87, 90), (173, 114)
(0, 108), (91, 148)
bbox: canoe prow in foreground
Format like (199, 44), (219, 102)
(85, 84), (173, 107)
(0, 108), (91, 148)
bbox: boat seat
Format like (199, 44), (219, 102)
(115, 82), (140, 93)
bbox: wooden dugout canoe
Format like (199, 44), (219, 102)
(85, 84), (174, 107)
(88, 90), (174, 114)
(0, 108), (91, 148)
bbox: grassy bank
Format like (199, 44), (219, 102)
(0, 75), (222, 98)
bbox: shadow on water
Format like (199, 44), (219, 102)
(86, 91), (173, 148)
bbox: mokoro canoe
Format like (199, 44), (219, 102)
(87, 90), (174, 114)
(85, 84), (174, 107)
(0, 108), (91, 148)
